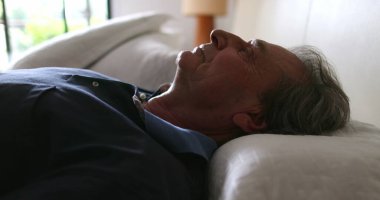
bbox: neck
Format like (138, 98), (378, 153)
(144, 94), (185, 127)
(144, 92), (244, 145)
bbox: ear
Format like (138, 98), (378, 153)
(232, 112), (267, 133)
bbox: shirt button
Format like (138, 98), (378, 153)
(139, 92), (147, 100)
(92, 81), (100, 87)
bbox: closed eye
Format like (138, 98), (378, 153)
(238, 46), (255, 63)
(238, 45), (258, 74)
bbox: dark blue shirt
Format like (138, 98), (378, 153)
(0, 67), (217, 200)
(144, 110), (217, 161)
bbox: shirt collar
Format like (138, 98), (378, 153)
(144, 110), (217, 161)
(132, 87), (217, 160)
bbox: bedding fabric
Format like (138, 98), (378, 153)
(209, 120), (380, 200)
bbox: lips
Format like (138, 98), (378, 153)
(199, 48), (206, 63)
(192, 47), (206, 63)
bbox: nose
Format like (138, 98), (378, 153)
(210, 29), (226, 49)
(210, 29), (247, 50)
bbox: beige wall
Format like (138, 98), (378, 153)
(234, 0), (380, 127)
(111, 0), (235, 49)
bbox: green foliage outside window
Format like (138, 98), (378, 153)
(25, 19), (65, 46)
(1, 0), (109, 71)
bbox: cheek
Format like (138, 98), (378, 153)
(213, 52), (245, 71)
(199, 71), (253, 106)
(212, 55), (252, 85)
(193, 51), (257, 105)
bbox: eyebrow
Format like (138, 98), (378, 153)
(254, 39), (267, 52)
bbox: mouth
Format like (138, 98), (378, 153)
(200, 47), (206, 63)
(192, 47), (206, 63)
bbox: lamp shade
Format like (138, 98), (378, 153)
(182, 0), (227, 16)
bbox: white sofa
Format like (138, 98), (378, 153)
(12, 12), (179, 91)
(11, 12), (380, 200)
(209, 120), (380, 200)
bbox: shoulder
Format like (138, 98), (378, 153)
(0, 67), (137, 96)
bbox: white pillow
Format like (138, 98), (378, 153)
(209, 120), (380, 200)
(90, 31), (180, 91)
(11, 12), (170, 69)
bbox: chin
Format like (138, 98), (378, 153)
(176, 51), (188, 66)
(176, 51), (200, 72)
(175, 51), (184, 66)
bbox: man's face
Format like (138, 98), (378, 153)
(172, 30), (305, 116)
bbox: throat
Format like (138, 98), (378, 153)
(144, 97), (185, 128)
(144, 95), (244, 145)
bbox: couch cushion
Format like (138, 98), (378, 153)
(11, 12), (170, 69)
(90, 31), (179, 90)
(209, 120), (380, 200)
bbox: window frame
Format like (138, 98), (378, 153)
(1, 0), (12, 58)
(1, 0), (111, 64)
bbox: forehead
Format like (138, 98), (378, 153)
(257, 40), (306, 81)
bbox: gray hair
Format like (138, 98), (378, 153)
(262, 45), (350, 135)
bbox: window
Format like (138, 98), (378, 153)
(1, 0), (8, 69)
(0, 0), (110, 70)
